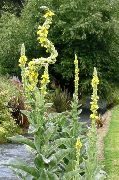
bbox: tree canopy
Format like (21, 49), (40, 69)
(0, 0), (119, 98)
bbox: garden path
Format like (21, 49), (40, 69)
(0, 144), (34, 180)
(97, 110), (112, 160)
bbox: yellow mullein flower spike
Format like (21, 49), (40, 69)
(19, 55), (27, 67)
(37, 27), (48, 37)
(75, 137), (82, 151)
(90, 67), (99, 124)
(21, 43), (25, 56)
(19, 9), (58, 95)
(19, 44), (27, 67)
(74, 54), (79, 96)
(44, 10), (55, 18)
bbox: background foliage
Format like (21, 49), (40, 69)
(0, 0), (119, 99)
(0, 76), (20, 142)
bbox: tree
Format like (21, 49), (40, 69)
(0, 0), (119, 98)
(0, 0), (24, 16)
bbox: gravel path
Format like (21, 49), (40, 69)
(0, 144), (33, 180)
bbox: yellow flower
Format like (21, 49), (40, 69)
(38, 37), (47, 44)
(90, 104), (99, 111)
(40, 86), (47, 95)
(75, 137), (82, 151)
(19, 55), (27, 66)
(41, 73), (49, 84)
(37, 27), (48, 37)
(91, 77), (99, 87)
(44, 10), (55, 18)
(28, 61), (35, 67)
(29, 71), (38, 81)
(90, 114), (98, 120)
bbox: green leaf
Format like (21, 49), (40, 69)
(5, 159), (39, 178)
(39, 169), (59, 180)
(39, 169), (49, 180)
(34, 154), (51, 169)
(8, 135), (36, 150)
(34, 154), (44, 169)
(63, 169), (82, 180)
(34, 127), (44, 153)
(55, 138), (75, 148)
(49, 148), (73, 169)
(65, 160), (77, 172)
(45, 138), (74, 157)
(47, 172), (59, 180)
(45, 125), (58, 142)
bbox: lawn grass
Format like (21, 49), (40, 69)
(104, 105), (119, 180)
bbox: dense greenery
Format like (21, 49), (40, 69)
(0, 0), (24, 16)
(0, 0), (119, 98)
(0, 76), (20, 142)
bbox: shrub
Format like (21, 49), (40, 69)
(0, 76), (21, 142)
(0, 12), (20, 75)
(0, 0), (23, 16)
(107, 84), (119, 107)
(0, 90), (18, 143)
(46, 86), (71, 113)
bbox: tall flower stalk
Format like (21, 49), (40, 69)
(19, 9), (58, 98)
(71, 54), (80, 137)
(73, 137), (82, 180)
(90, 67), (99, 127)
(18, 9), (58, 128)
(74, 54), (79, 97)
(85, 67), (99, 179)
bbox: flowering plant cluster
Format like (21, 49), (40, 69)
(19, 9), (57, 96)
(6, 9), (106, 180)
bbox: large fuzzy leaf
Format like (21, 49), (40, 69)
(47, 172), (59, 180)
(4, 159), (39, 178)
(44, 125), (58, 142)
(44, 137), (74, 156)
(48, 148), (73, 169)
(8, 135), (36, 150)
(34, 154), (51, 169)
(63, 169), (82, 180)
(39, 169), (59, 180)
(34, 127), (44, 153)
(34, 148), (72, 171)
(55, 137), (75, 148)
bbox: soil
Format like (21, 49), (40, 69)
(97, 110), (112, 160)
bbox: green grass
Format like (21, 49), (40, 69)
(104, 105), (119, 180)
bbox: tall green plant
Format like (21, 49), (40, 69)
(4, 8), (106, 180)
(4, 8), (67, 179)
(85, 68), (106, 179)
(4, 8), (85, 179)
